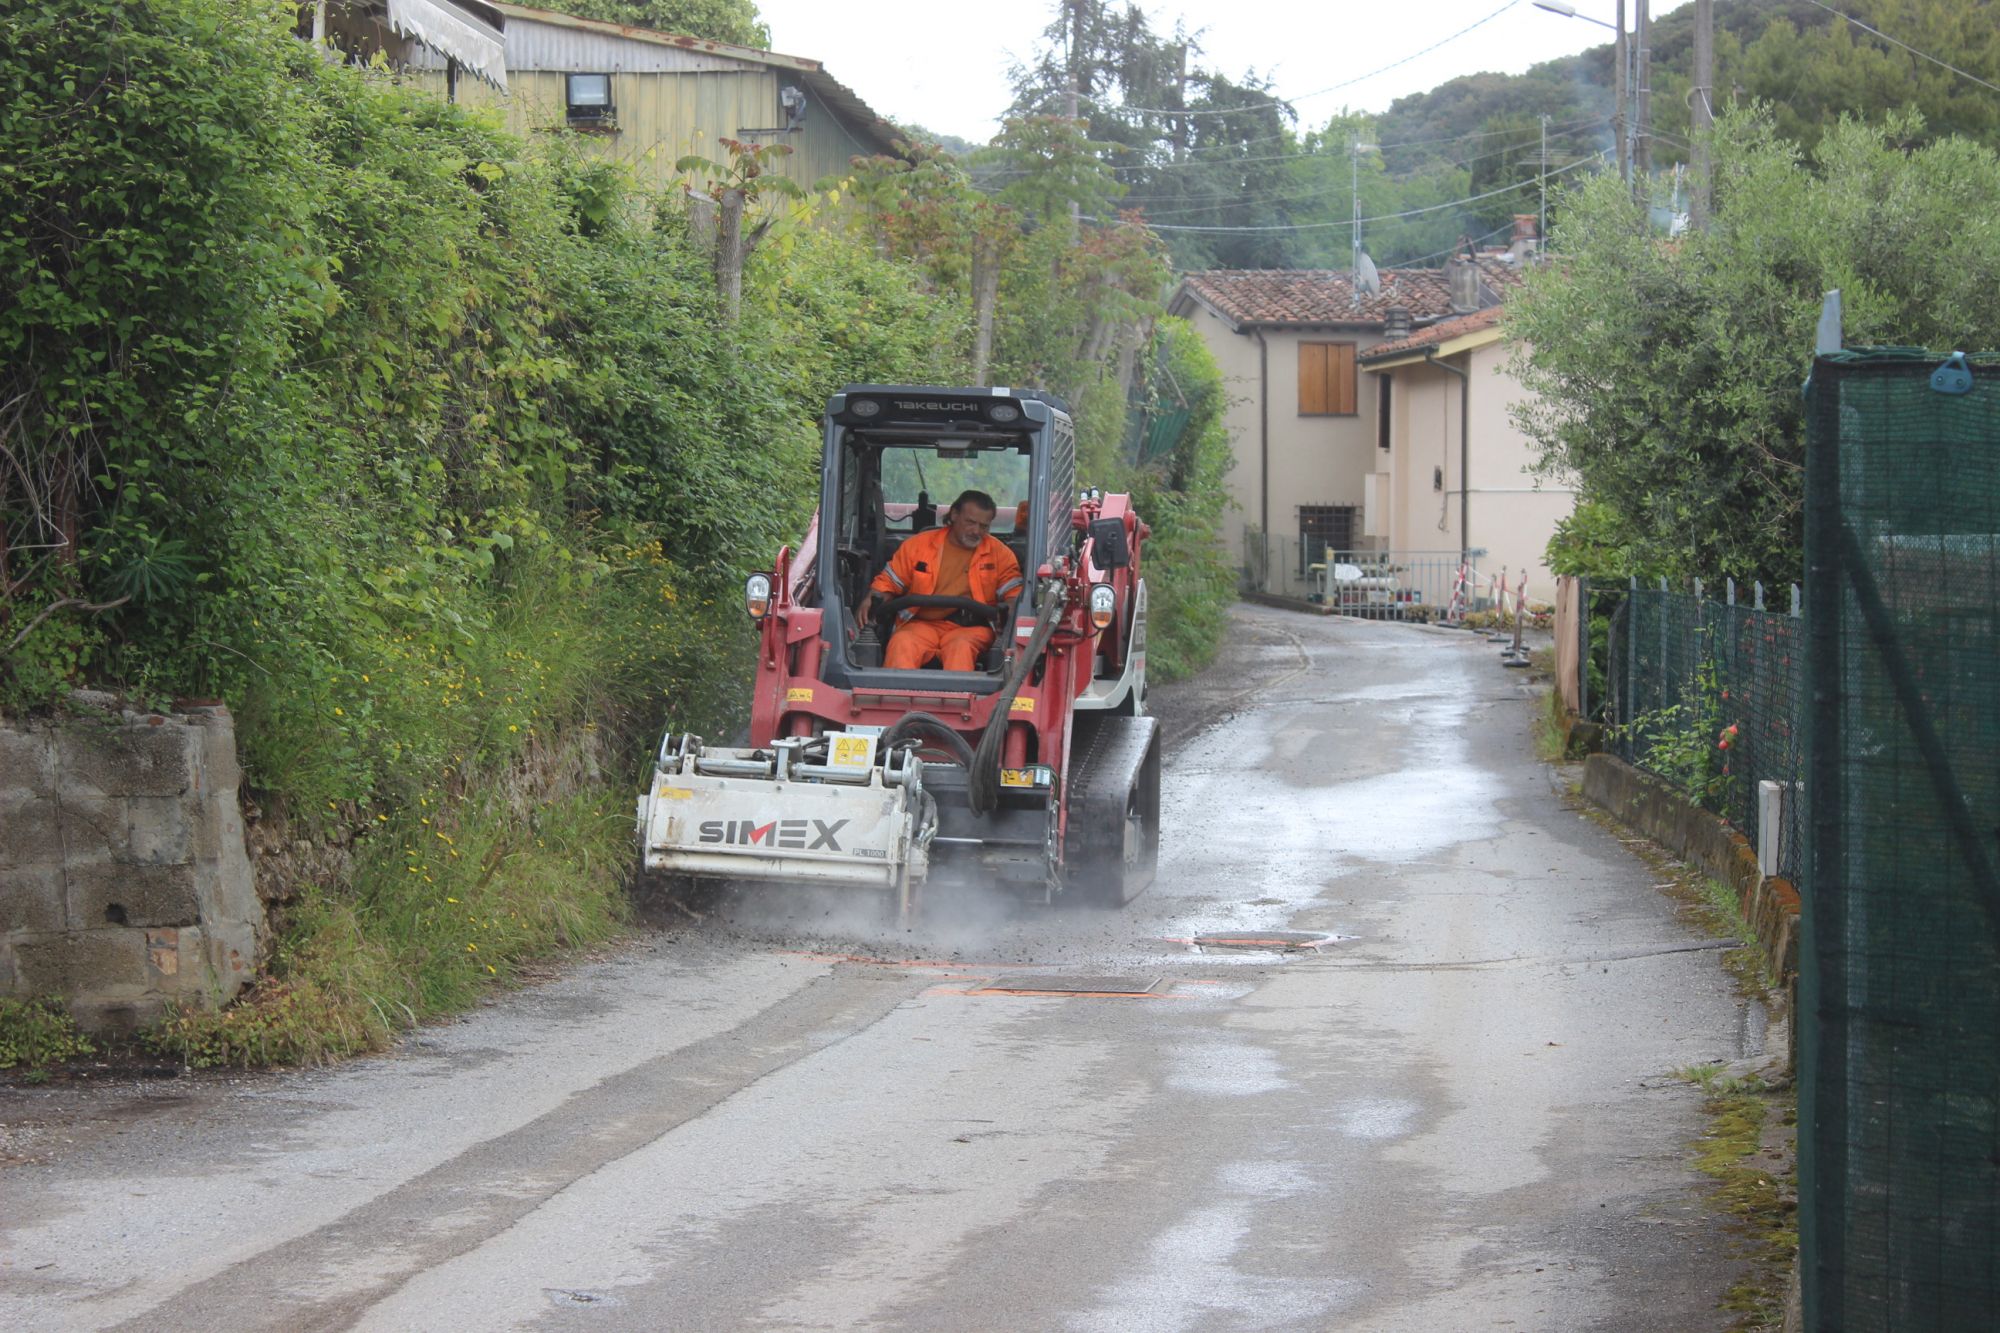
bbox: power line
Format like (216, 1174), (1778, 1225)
(974, 113), (1610, 185)
(1392, 219), (1512, 268)
(1806, 0), (2000, 95)
(1082, 0), (1526, 120)
(1105, 154), (1604, 232)
(1125, 124), (1607, 221)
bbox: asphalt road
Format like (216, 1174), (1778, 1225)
(1, 603), (1755, 1331)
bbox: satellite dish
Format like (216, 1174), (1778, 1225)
(1355, 250), (1381, 297)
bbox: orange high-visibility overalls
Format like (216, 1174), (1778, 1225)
(871, 527), (1024, 671)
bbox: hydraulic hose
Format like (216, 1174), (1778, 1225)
(879, 711), (978, 770)
(967, 585), (1067, 815)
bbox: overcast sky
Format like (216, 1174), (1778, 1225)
(756, 0), (1655, 143)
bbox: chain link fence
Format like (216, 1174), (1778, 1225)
(1605, 580), (1807, 882)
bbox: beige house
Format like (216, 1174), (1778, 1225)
(307, 1), (900, 192)
(1358, 307), (1575, 605)
(1168, 258), (1524, 596)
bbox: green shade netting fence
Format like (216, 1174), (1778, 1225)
(1801, 349), (2000, 1329)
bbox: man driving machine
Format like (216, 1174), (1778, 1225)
(859, 489), (1024, 671)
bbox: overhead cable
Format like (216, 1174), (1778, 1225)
(1079, 0), (1526, 120)
(1384, 219), (1518, 268)
(1114, 154), (1602, 232)
(974, 114), (1610, 185)
(1806, 0), (2000, 95)
(1126, 130), (1605, 222)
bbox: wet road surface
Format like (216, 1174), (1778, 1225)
(0, 604), (1754, 1330)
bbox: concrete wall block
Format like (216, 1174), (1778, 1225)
(67, 861), (200, 929)
(0, 726), (54, 796)
(52, 794), (124, 860)
(185, 708), (244, 797)
(0, 792), (65, 869)
(199, 919), (258, 1000)
(0, 936), (15, 993)
(56, 719), (194, 799)
(193, 819), (265, 944)
(122, 794), (196, 865)
(190, 785), (244, 866)
(0, 866), (69, 933)
(12, 928), (151, 999)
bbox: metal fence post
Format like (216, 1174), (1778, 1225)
(1627, 575), (1638, 749)
(1578, 574), (1590, 720)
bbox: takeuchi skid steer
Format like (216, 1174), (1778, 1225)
(636, 385), (1161, 921)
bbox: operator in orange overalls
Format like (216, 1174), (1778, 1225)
(859, 489), (1024, 671)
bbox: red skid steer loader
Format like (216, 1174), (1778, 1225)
(637, 386), (1161, 921)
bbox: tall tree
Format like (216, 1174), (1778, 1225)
(1510, 108), (2000, 584)
(1006, 0), (1300, 268)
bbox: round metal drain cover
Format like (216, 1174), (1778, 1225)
(1192, 931), (1340, 952)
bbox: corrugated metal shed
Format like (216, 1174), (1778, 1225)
(444, 2), (902, 190)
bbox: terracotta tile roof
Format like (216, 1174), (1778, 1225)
(1174, 257), (1523, 329)
(1359, 304), (1506, 362)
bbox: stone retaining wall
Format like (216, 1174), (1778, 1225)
(1, 704), (265, 1031)
(1582, 751), (1801, 1071)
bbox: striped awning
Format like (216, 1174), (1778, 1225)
(385, 0), (506, 89)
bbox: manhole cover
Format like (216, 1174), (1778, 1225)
(978, 975), (1162, 996)
(1192, 932), (1341, 952)
(546, 1289), (619, 1308)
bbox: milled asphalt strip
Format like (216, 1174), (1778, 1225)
(109, 966), (922, 1333)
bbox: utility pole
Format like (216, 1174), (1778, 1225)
(1691, 0), (1713, 230)
(1172, 41), (1189, 163)
(1634, 0), (1652, 196)
(1538, 112), (1549, 252)
(1614, 0), (1628, 187)
(1064, 0), (1083, 227)
(1350, 141), (1377, 307)
(1351, 144), (1362, 309)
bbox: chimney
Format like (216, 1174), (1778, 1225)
(1447, 258), (1481, 314)
(1383, 304), (1412, 341)
(1510, 213), (1539, 263)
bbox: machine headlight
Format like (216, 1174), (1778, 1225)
(1088, 582), (1116, 631)
(849, 398), (882, 418)
(988, 402), (1021, 424)
(745, 573), (773, 620)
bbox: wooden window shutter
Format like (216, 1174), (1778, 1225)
(1298, 342), (1357, 416)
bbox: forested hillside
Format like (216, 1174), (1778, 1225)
(1, 0), (1232, 1061)
(1012, 0), (2000, 269)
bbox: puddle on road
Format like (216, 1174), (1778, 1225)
(545, 1288), (621, 1308)
(1166, 1041), (1290, 1097)
(973, 975), (1164, 997)
(1184, 931), (1353, 953)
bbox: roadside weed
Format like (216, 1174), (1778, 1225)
(0, 997), (96, 1082)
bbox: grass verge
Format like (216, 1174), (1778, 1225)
(1672, 1062), (1799, 1331)
(144, 780), (631, 1069)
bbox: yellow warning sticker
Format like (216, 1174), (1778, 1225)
(654, 786), (693, 800)
(1010, 696), (1036, 713)
(831, 735), (873, 767)
(786, 687), (814, 703)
